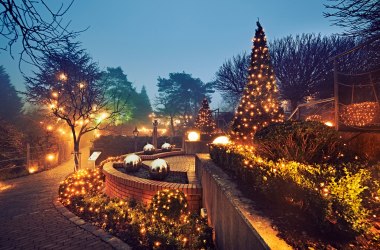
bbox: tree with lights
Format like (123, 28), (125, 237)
(194, 98), (216, 134)
(25, 43), (122, 172)
(230, 21), (284, 144)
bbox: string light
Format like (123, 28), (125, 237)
(194, 98), (216, 134)
(340, 102), (379, 127)
(230, 21), (283, 144)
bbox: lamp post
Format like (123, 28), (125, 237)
(152, 119), (158, 149)
(133, 126), (139, 152)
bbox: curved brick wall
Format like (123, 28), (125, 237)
(103, 161), (202, 212)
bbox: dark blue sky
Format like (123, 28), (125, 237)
(0, 0), (342, 108)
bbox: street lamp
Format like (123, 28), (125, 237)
(133, 126), (139, 152)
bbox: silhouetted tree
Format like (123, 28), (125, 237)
(155, 72), (214, 136)
(213, 52), (249, 109)
(133, 86), (153, 122)
(324, 0), (380, 39)
(0, 118), (24, 168)
(0, 66), (23, 122)
(25, 43), (120, 171)
(101, 67), (136, 125)
(0, 0), (80, 66)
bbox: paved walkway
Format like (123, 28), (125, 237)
(0, 147), (113, 250)
(143, 155), (196, 172)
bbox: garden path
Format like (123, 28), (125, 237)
(0, 147), (113, 250)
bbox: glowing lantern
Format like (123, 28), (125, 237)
(212, 136), (230, 145)
(324, 121), (334, 127)
(46, 154), (55, 161)
(28, 166), (38, 174)
(187, 131), (200, 141)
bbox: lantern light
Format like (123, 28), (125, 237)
(212, 136), (230, 145)
(187, 131), (200, 141)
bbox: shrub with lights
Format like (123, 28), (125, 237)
(254, 121), (359, 164)
(58, 168), (104, 206)
(59, 171), (214, 249)
(230, 21), (284, 144)
(209, 143), (380, 242)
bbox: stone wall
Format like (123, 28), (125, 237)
(103, 162), (202, 212)
(196, 154), (292, 250)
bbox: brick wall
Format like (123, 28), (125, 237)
(103, 162), (202, 212)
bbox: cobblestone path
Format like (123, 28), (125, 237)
(0, 147), (113, 250)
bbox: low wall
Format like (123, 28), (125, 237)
(196, 154), (292, 250)
(103, 162), (202, 212)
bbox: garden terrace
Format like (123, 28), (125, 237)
(102, 155), (202, 212)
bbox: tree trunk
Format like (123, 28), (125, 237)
(73, 140), (80, 172)
(170, 116), (176, 137)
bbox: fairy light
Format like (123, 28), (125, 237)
(194, 98), (216, 134)
(340, 102), (379, 127)
(230, 21), (283, 144)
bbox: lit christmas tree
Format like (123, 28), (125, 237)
(194, 98), (216, 134)
(230, 21), (284, 144)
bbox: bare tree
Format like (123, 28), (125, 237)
(0, 0), (80, 66)
(213, 52), (249, 109)
(324, 0), (380, 39)
(25, 43), (121, 172)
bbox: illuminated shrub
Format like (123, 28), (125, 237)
(254, 121), (345, 164)
(58, 168), (104, 206)
(150, 189), (188, 221)
(209, 144), (379, 239)
(58, 170), (214, 249)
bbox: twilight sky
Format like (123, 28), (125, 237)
(0, 0), (343, 109)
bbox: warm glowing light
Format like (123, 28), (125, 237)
(324, 121), (334, 127)
(212, 136), (230, 145)
(340, 102), (379, 127)
(28, 166), (38, 174)
(187, 131), (200, 141)
(79, 82), (85, 89)
(97, 112), (109, 123)
(52, 92), (58, 98)
(59, 73), (67, 81)
(0, 182), (12, 192)
(46, 125), (53, 131)
(46, 154), (55, 161)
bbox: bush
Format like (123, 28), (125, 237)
(59, 170), (214, 249)
(58, 168), (104, 206)
(209, 144), (379, 240)
(254, 121), (351, 164)
(150, 189), (188, 221)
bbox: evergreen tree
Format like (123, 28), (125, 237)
(101, 67), (136, 125)
(0, 66), (23, 122)
(194, 98), (216, 134)
(133, 86), (153, 122)
(230, 21), (284, 144)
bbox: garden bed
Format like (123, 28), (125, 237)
(115, 164), (189, 184)
(209, 144), (380, 249)
(58, 168), (214, 249)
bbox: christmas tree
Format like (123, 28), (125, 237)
(230, 21), (284, 144)
(194, 98), (216, 134)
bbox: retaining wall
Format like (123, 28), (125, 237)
(196, 154), (292, 250)
(103, 162), (202, 212)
